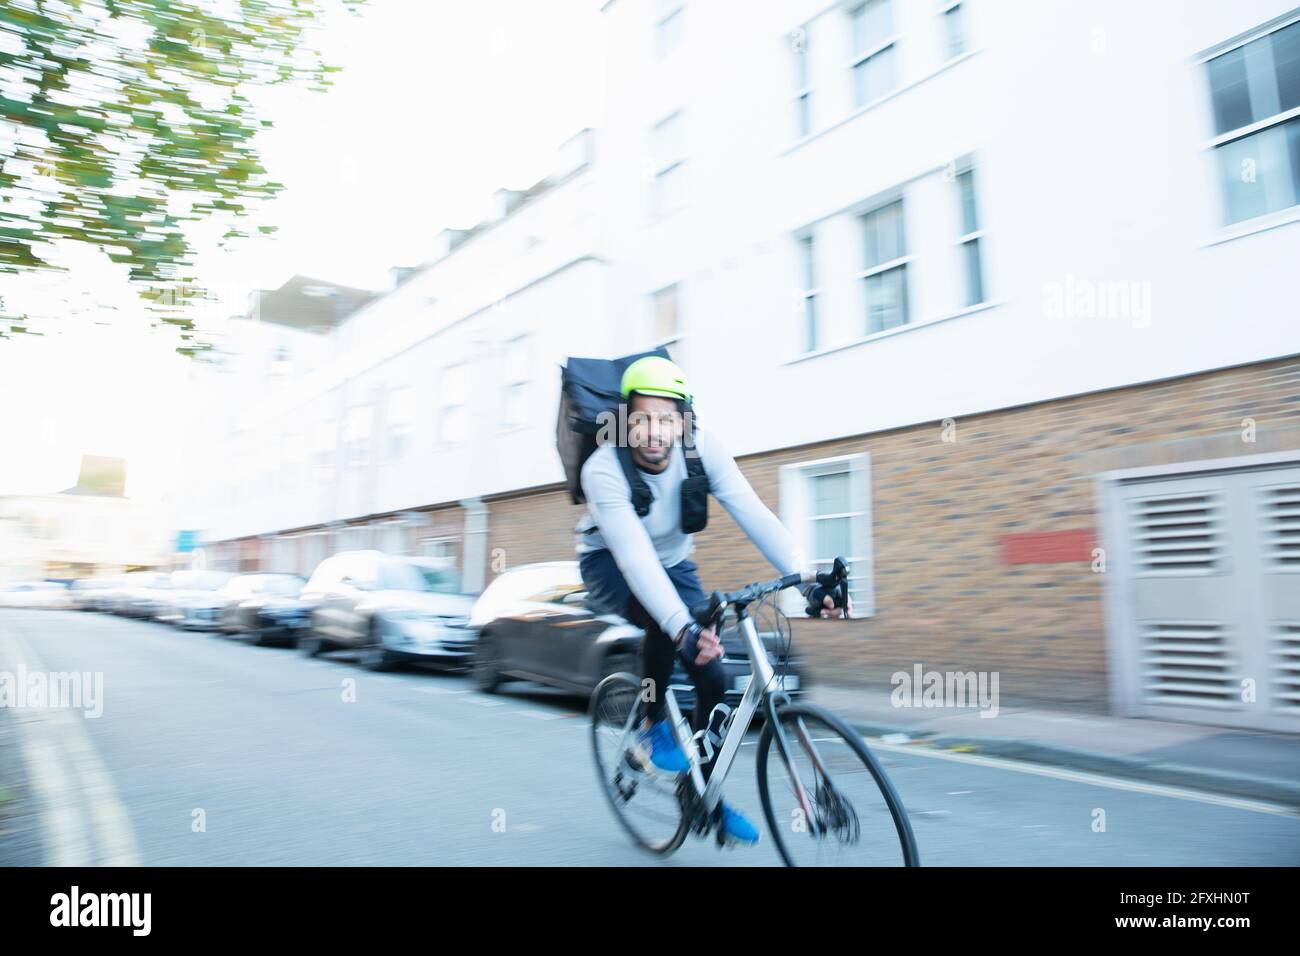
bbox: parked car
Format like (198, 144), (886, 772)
(107, 571), (171, 618)
(301, 551), (476, 670)
(220, 572), (310, 645)
(0, 581), (70, 609)
(68, 577), (115, 611)
(155, 570), (237, 629)
(468, 561), (807, 710)
(91, 574), (130, 614)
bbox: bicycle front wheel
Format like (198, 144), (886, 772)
(589, 672), (690, 856)
(756, 701), (920, 867)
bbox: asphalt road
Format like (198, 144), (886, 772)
(2, 608), (1299, 866)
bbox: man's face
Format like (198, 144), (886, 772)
(627, 394), (683, 468)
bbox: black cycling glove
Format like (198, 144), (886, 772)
(801, 582), (829, 617)
(675, 621), (705, 663)
(801, 577), (847, 617)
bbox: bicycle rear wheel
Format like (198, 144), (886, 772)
(589, 672), (690, 856)
(756, 701), (920, 867)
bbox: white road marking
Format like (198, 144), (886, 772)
(21, 732), (89, 866)
(866, 737), (1300, 819)
(0, 625), (143, 865)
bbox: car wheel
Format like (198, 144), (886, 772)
(472, 630), (504, 693)
(300, 630), (326, 657)
(358, 620), (397, 672)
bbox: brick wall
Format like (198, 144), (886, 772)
(486, 357), (1300, 708)
(483, 488), (587, 582)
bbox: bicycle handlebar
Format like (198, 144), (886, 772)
(689, 556), (851, 629)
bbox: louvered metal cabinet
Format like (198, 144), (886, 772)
(1101, 463), (1300, 732)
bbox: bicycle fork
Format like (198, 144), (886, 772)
(765, 695), (832, 840)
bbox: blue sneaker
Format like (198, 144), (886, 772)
(633, 720), (691, 775)
(718, 801), (760, 846)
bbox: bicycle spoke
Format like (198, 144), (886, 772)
(760, 707), (914, 867)
(590, 674), (689, 853)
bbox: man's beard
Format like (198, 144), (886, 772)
(633, 441), (672, 469)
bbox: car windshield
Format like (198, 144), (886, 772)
(415, 565), (461, 595)
(375, 561), (432, 592)
(171, 571), (233, 591)
(260, 575), (303, 596)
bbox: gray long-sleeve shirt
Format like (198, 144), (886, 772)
(575, 427), (802, 638)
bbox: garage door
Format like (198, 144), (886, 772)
(1110, 464), (1300, 732)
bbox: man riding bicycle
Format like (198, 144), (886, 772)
(575, 356), (852, 847)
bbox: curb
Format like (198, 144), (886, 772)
(844, 719), (1300, 811)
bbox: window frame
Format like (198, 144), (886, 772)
(796, 231), (820, 353)
(499, 335), (532, 430)
(342, 404), (372, 469)
(936, 0), (968, 62)
(845, 0), (900, 110)
(791, 28), (814, 138)
(311, 420), (336, 484)
(650, 282), (681, 346)
(653, 0), (685, 61)
(385, 384), (415, 459)
(437, 362), (469, 447)
(1199, 11), (1300, 230)
(953, 164), (988, 308)
(857, 197), (912, 334)
(779, 452), (875, 618)
(649, 110), (687, 220)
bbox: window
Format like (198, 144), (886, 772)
(792, 31), (813, 137)
(779, 454), (873, 616)
(654, 0), (684, 60)
(650, 111), (686, 218)
(954, 166), (986, 306)
(859, 199), (910, 332)
(652, 284), (680, 342)
(281, 429), (304, 489)
(938, 0), (967, 60)
(438, 364), (467, 445)
(422, 536), (456, 560)
(312, 421), (335, 483)
(386, 385), (414, 459)
(849, 0), (897, 108)
(797, 233), (819, 352)
(1205, 17), (1300, 225)
(343, 405), (371, 468)
(501, 337), (531, 428)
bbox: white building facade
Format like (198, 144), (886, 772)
(196, 1), (1300, 727)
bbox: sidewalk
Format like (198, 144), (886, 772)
(809, 683), (1300, 810)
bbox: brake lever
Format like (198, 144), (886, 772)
(807, 557), (852, 618)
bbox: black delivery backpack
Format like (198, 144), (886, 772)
(556, 348), (709, 532)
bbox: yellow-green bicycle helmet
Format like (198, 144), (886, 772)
(620, 355), (691, 403)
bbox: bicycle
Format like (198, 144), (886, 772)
(589, 558), (921, 866)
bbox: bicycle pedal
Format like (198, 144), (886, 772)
(624, 745), (648, 773)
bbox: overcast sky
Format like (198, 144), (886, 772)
(0, 0), (605, 501)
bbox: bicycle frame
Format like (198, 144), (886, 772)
(643, 602), (816, 823)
